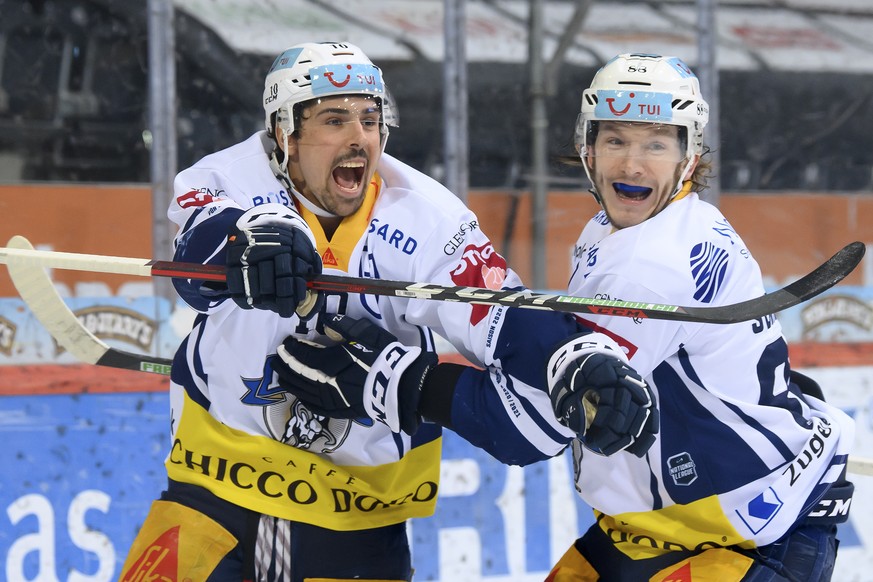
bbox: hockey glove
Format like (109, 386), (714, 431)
(547, 332), (658, 457)
(274, 315), (438, 435)
(226, 203), (324, 319)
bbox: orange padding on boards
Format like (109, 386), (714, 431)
(0, 363), (170, 395)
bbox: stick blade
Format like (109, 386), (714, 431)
(5, 235), (108, 365)
(737, 241), (865, 319)
(849, 456), (873, 476)
(5, 235), (173, 374)
(678, 242), (865, 324)
(781, 241), (866, 303)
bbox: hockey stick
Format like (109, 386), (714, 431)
(849, 456), (873, 477)
(6, 235), (873, 478)
(0, 238), (865, 324)
(4, 236), (173, 375)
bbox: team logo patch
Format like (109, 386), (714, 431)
(250, 356), (356, 453)
(737, 487), (784, 534)
(450, 242), (507, 325)
(667, 452), (698, 486)
(689, 242), (728, 303)
(176, 188), (217, 208)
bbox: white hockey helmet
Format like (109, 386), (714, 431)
(262, 41), (397, 136)
(575, 53), (709, 161)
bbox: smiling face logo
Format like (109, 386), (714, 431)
(595, 90), (673, 124)
(606, 93), (633, 116)
(324, 64), (353, 88)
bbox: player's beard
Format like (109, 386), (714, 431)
(593, 162), (687, 229)
(294, 149), (376, 217)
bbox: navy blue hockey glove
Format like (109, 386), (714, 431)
(226, 203), (324, 319)
(547, 333), (658, 457)
(273, 315), (438, 435)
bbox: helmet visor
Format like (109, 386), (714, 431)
(276, 95), (397, 136)
(381, 86), (400, 128)
(280, 96), (390, 141)
(580, 116), (687, 163)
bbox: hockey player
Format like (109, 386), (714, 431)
(119, 42), (657, 581)
(279, 54), (856, 581)
(542, 54), (855, 581)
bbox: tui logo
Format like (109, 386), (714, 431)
(606, 95), (632, 116)
(324, 65), (352, 88)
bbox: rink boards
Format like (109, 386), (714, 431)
(0, 290), (871, 580)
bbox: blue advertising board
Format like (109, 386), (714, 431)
(1, 287), (871, 580)
(0, 388), (865, 581)
(0, 388), (597, 580)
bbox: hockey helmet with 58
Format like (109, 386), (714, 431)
(575, 53), (709, 162)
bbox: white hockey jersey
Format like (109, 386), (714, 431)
(567, 190), (855, 555)
(165, 131), (578, 531)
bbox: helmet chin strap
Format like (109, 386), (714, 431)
(268, 134), (338, 219)
(670, 157), (695, 201)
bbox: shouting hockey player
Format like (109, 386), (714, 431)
(280, 54), (856, 581)
(120, 42), (657, 581)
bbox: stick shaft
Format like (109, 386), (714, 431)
(1, 241), (865, 324)
(849, 456), (873, 476)
(5, 236), (872, 477)
(3, 237), (174, 373)
(0, 246), (158, 277)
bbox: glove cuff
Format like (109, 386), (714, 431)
(363, 342), (424, 433)
(546, 332), (628, 396)
(234, 202), (316, 249)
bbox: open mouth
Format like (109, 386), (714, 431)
(332, 161), (366, 193)
(613, 182), (652, 201)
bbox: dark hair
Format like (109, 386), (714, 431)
(687, 150), (712, 192)
(267, 112), (277, 138)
